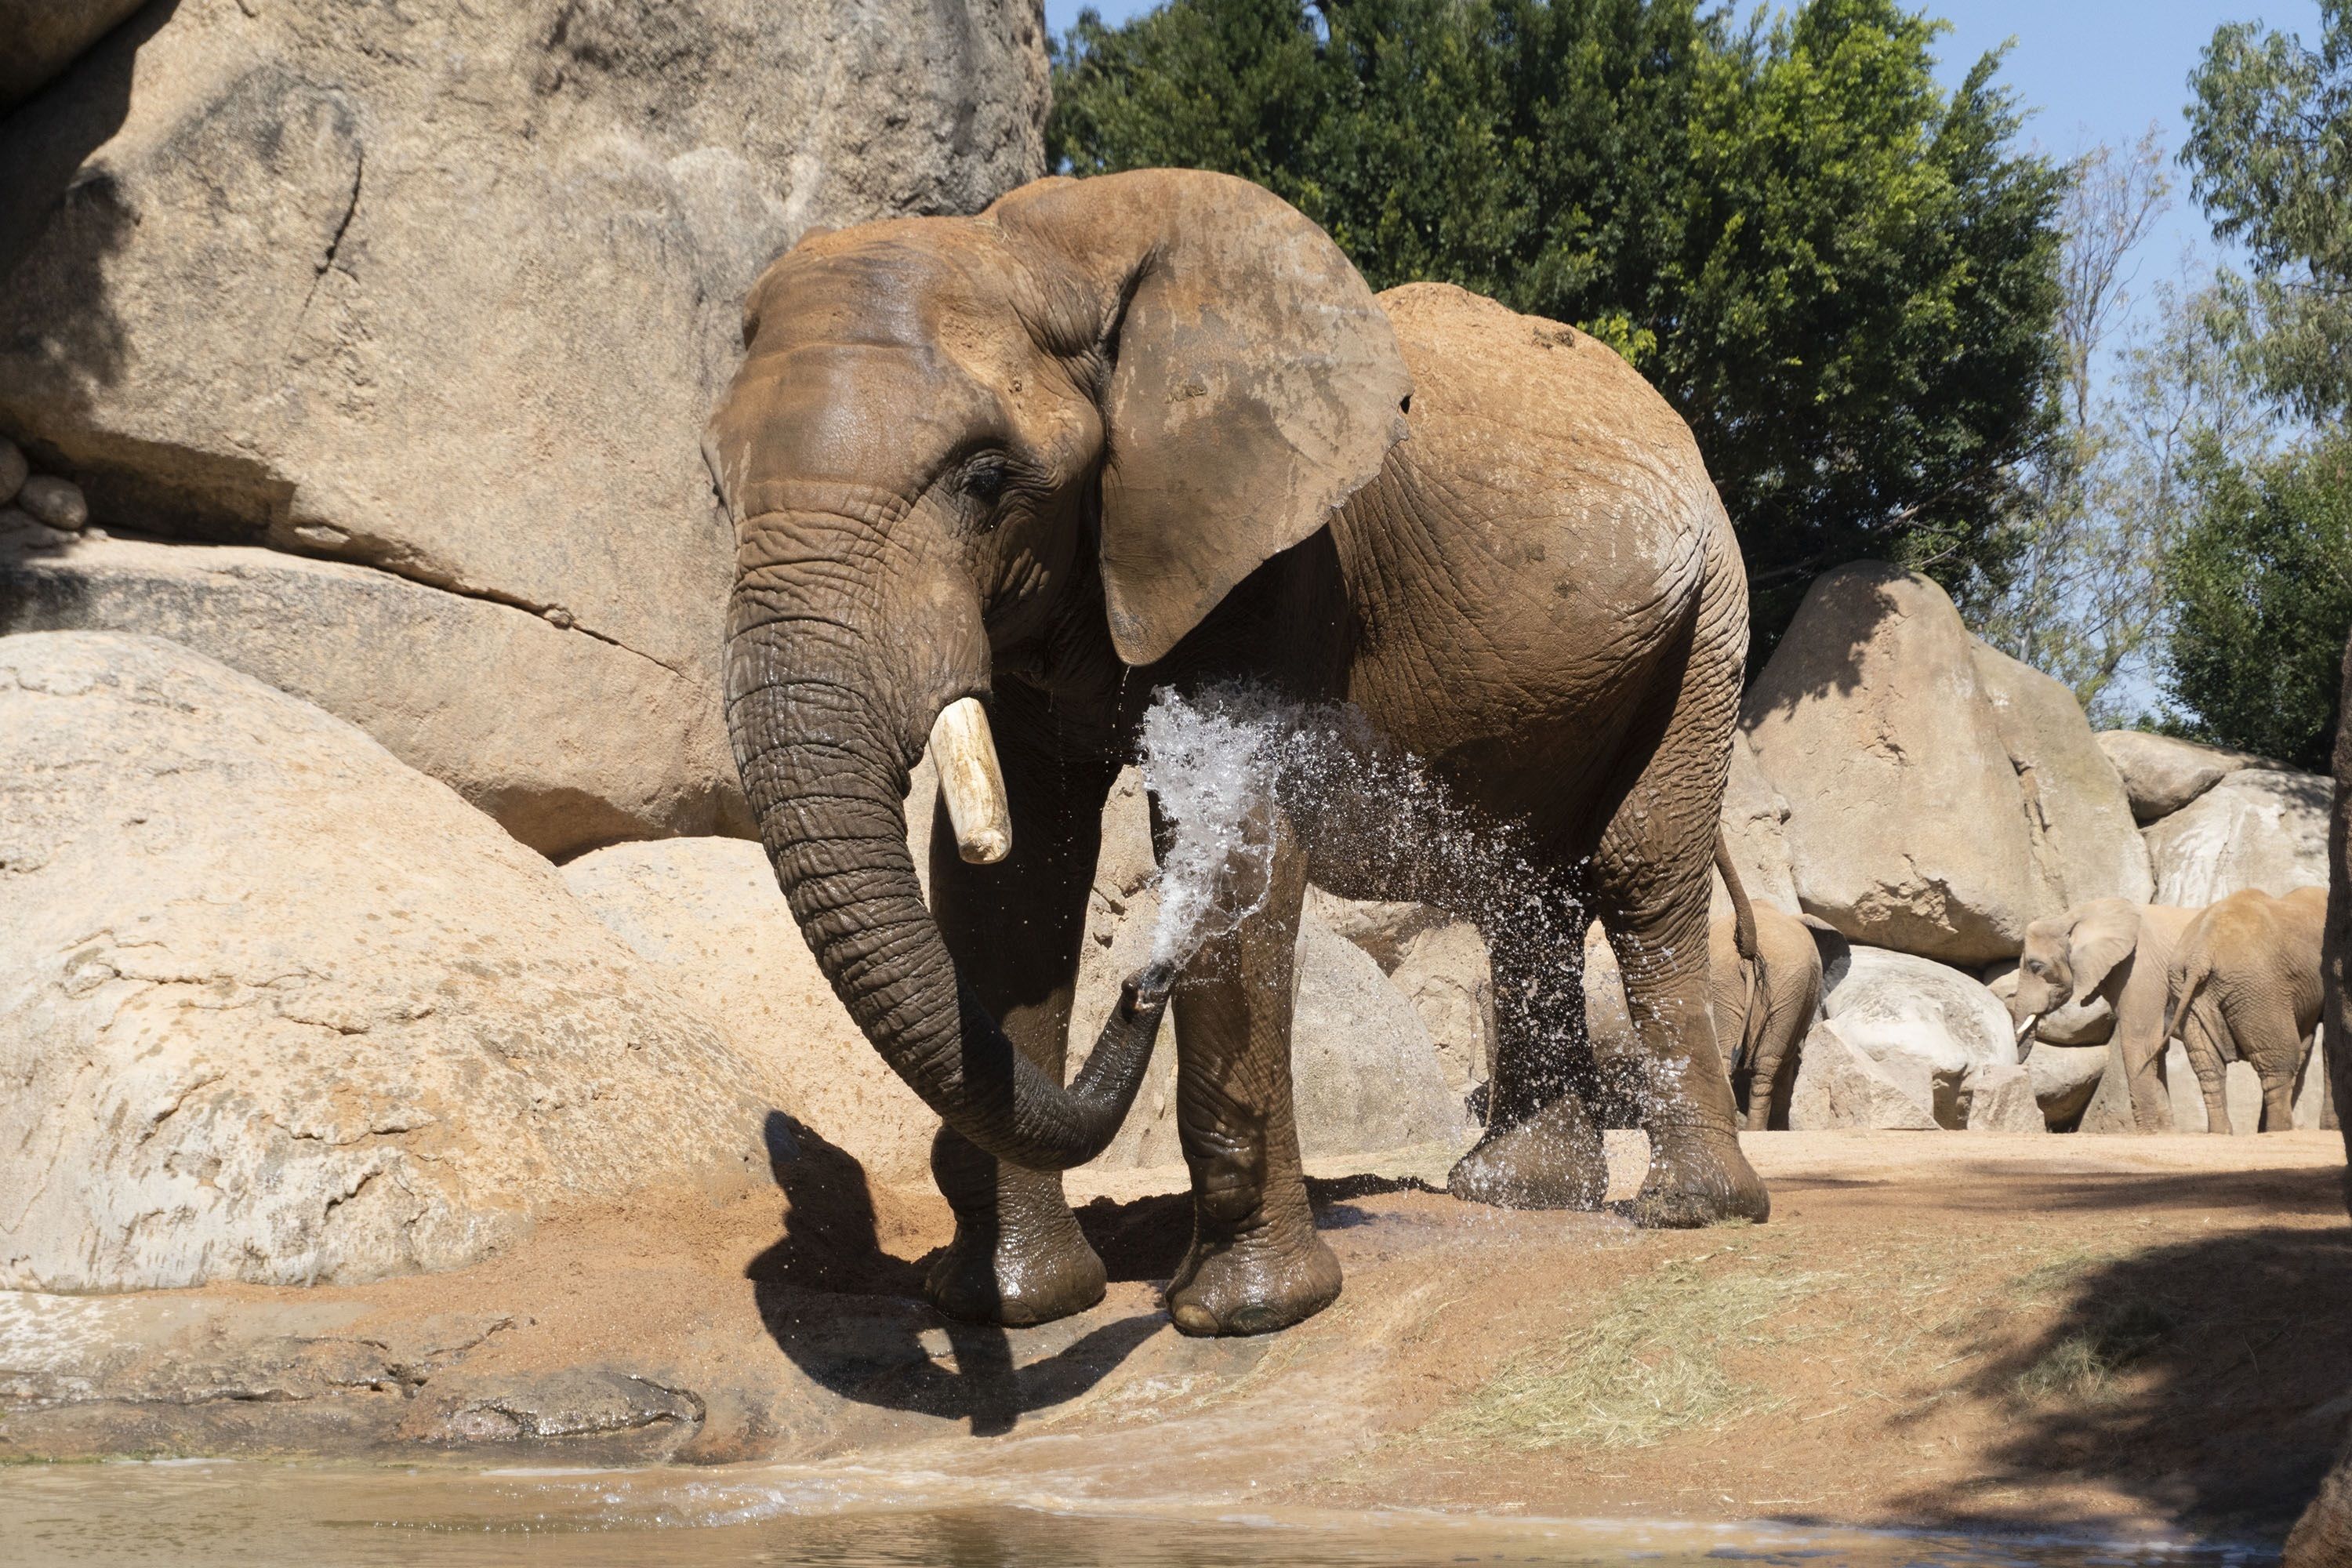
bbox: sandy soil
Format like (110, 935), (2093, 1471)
(5, 1131), (2347, 1552)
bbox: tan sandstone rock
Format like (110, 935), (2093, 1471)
(1743, 563), (2042, 965)
(0, 0), (1047, 856)
(1820, 944), (2020, 1129)
(1960, 1059), (2046, 1133)
(1788, 1020), (1940, 1131)
(561, 838), (939, 1189)
(1715, 728), (1800, 916)
(0, 633), (775, 1294)
(2024, 1044), (2111, 1131)
(2096, 729), (2265, 823)
(2144, 768), (2332, 907)
(2, 533), (744, 856)
(1969, 639), (2152, 908)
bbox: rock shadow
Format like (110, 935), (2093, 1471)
(0, 0), (178, 415)
(1894, 1225), (2352, 1541)
(745, 1113), (1160, 1438)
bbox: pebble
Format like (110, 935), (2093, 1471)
(16, 474), (89, 532)
(0, 438), (24, 505)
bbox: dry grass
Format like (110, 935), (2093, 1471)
(2012, 1298), (2175, 1404)
(1439, 1243), (1825, 1450)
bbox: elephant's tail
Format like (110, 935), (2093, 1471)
(2164, 953), (2212, 1047)
(1714, 829), (1763, 1073)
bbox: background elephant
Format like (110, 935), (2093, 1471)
(2007, 898), (2201, 1131)
(2165, 886), (2328, 1134)
(706, 168), (1762, 1339)
(1709, 850), (1825, 1131)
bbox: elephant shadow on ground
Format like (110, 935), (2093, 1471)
(1893, 1224), (2352, 1540)
(745, 1113), (1163, 1437)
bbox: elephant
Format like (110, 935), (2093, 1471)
(2006, 898), (2201, 1131)
(1708, 859), (1827, 1132)
(2164, 886), (2328, 1134)
(705, 168), (1765, 1338)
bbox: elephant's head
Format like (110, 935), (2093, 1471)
(704, 170), (1412, 1171)
(2011, 898), (2143, 1043)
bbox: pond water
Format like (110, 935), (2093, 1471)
(0, 1461), (2278, 1567)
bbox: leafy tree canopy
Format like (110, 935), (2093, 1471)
(2186, 0), (2352, 419)
(2159, 433), (2352, 771)
(1049, 0), (2067, 646)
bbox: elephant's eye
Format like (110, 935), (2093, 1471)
(960, 458), (1008, 507)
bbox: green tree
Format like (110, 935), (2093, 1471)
(2186, 0), (2352, 419)
(1049, 0), (2066, 647)
(2160, 434), (2352, 770)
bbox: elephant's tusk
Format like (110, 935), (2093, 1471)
(2013, 1012), (2040, 1061)
(930, 696), (1012, 865)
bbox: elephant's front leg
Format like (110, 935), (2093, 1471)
(1162, 804), (1339, 1336)
(924, 688), (1120, 1327)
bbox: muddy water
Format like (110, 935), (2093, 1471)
(0, 1461), (2274, 1566)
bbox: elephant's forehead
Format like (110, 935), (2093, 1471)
(746, 230), (1033, 385)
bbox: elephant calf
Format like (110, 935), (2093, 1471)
(1708, 851), (1825, 1131)
(707, 168), (1763, 1338)
(2165, 886), (2328, 1134)
(2007, 898), (2201, 1131)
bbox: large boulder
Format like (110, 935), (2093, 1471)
(1969, 639), (2152, 908)
(0, 633), (774, 1294)
(2025, 1043), (2112, 1131)
(0, 0), (1047, 858)
(2096, 730), (2265, 823)
(1742, 564), (2042, 965)
(1819, 944), (2019, 1129)
(2, 532), (742, 855)
(561, 838), (937, 1188)
(0, 0), (146, 111)
(1787, 1020), (1940, 1131)
(2144, 768), (2332, 906)
(1388, 920), (1496, 1095)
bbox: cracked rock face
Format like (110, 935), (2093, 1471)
(0, 0), (1049, 858)
(0, 633), (779, 1292)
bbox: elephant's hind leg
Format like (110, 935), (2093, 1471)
(1588, 556), (1765, 1227)
(1161, 798), (1341, 1336)
(924, 683), (1121, 1327)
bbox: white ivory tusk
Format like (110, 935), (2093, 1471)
(2015, 1013), (2041, 1045)
(929, 696), (1011, 865)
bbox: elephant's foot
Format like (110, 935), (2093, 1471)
(1631, 1126), (1770, 1229)
(1446, 1094), (1608, 1209)
(1163, 1211), (1341, 1338)
(924, 1207), (1107, 1328)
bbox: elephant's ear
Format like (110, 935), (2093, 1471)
(993, 171), (1413, 666)
(2068, 901), (2143, 999)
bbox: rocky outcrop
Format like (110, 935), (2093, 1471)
(3, 532), (744, 856)
(1788, 1021), (1940, 1131)
(1961, 1060), (2046, 1133)
(1388, 920), (1496, 1095)
(0, 0), (147, 111)
(2025, 1044), (2111, 1131)
(0, 633), (775, 1293)
(1818, 944), (2019, 1130)
(1743, 564), (2044, 965)
(2145, 768), (2332, 907)
(0, 0), (1049, 858)
(561, 837), (938, 1188)
(1969, 640), (2152, 908)
(2096, 730), (2266, 823)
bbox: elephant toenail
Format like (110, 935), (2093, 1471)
(1169, 1301), (1218, 1335)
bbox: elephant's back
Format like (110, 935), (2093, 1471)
(1331, 283), (1736, 784)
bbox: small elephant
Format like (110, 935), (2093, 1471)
(707, 169), (1766, 1338)
(2165, 886), (2328, 1134)
(2008, 898), (2201, 1131)
(1709, 851), (1825, 1131)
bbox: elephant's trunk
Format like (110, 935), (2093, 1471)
(725, 542), (1167, 1171)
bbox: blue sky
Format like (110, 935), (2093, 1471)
(1040, 2), (2328, 286)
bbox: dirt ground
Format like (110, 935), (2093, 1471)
(5, 1130), (2347, 1552)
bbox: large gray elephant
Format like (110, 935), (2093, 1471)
(706, 169), (1762, 1338)
(2006, 898), (2201, 1131)
(2166, 886), (2328, 1134)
